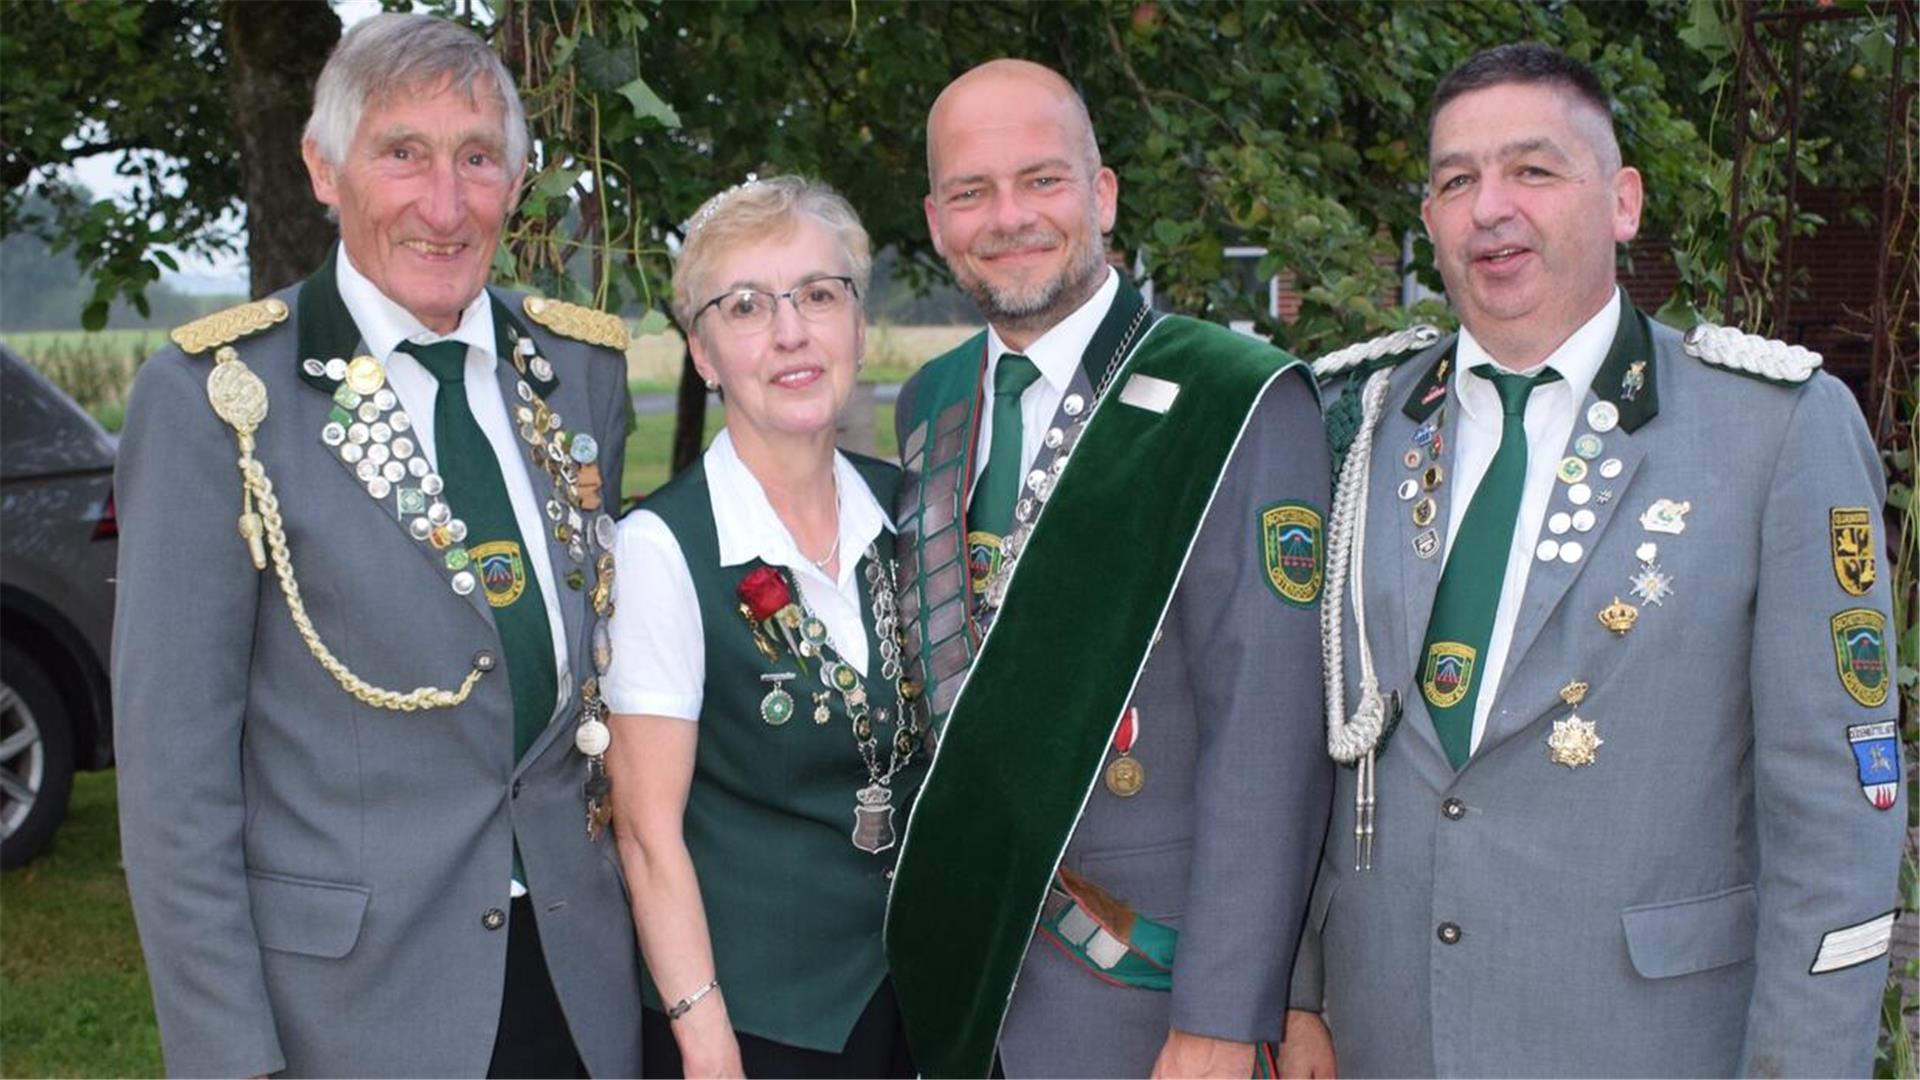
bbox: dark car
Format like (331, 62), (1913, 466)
(1, 343), (118, 868)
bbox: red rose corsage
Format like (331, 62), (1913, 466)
(736, 565), (807, 670)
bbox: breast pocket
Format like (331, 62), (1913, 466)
(247, 870), (372, 959)
(1620, 883), (1756, 979)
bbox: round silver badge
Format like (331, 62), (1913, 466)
(408, 456), (431, 477)
(1547, 511), (1571, 535)
(391, 437), (414, 459)
(382, 461), (406, 484)
(348, 422), (370, 445)
(517, 381), (534, 402)
(447, 519), (468, 543)
(373, 388), (397, 411)
(366, 476), (391, 500)
(1044, 428), (1064, 449)
(340, 442), (365, 464)
(366, 442), (391, 466)
(1572, 508), (1597, 532)
(570, 434), (599, 465)
(1567, 482), (1592, 506)
(1063, 394), (1086, 416)
(370, 422), (393, 444)
(321, 422), (347, 447)
(355, 458), (379, 482)
(357, 402), (381, 424)
(1598, 457), (1623, 479)
(390, 411), (412, 433)
(530, 356), (554, 382)
(1397, 478), (1419, 501)
(1536, 539), (1561, 562)
(574, 718), (611, 757)
(324, 357), (349, 382)
(451, 570), (476, 596)
(409, 517), (433, 541)
(1558, 540), (1584, 564)
(303, 358), (327, 378)
(1586, 400), (1620, 433)
(422, 474), (444, 496)
(595, 513), (616, 551)
(428, 501), (452, 526)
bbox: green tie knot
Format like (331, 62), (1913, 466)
(1472, 363), (1561, 417)
(400, 340), (468, 384)
(994, 353), (1042, 400)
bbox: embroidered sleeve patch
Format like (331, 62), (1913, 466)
(1259, 500), (1324, 608)
(1830, 608), (1890, 708)
(1847, 721), (1900, 810)
(1828, 507), (1877, 596)
(1809, 909), (1895, 974)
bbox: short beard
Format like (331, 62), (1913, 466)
(954, 216), (1110, 338)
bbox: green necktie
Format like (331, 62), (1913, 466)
(1420, 363), (1561, 768)
(403, 341), (557, 765)
(970, 354), (1043, 539)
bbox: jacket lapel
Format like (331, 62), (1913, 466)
(295, 251), (495, 626)
(1478, 305), (1662, 754)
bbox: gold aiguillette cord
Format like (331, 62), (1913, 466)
(205, 346), (485, 710)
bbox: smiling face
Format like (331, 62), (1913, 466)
(924, 62), (1117, 349)
(688, 215), (864, 448)
(303, 76), (521, 334)
(1422, 81), (1642, 367)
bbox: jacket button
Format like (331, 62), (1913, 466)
(1442, 797), (1466, 820)
(511, 779), (524, 799)
(1437, 922), (1462, 945)
(474, 650), (497, 672)
(482, 907), (507, 931)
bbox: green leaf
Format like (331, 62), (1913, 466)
(574, 34), (638, 94)
(634, 309), (672, 336)
(617, 77), (681, 129)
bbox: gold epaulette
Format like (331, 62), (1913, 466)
(523, 296), (629, 352)
(169, 298), (290, 356)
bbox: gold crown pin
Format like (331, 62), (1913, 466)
(1598, 597), (1639, 635)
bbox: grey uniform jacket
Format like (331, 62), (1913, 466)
(898, 325), (1334, 1077)
(1291, 307), (1904, 1077)
(113, 274), (642, 1078)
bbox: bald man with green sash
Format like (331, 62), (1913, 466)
(885, 59), (1334, 1078)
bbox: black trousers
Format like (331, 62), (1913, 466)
(488, 895), (589, 1078)
(640, 978), (916, 1079)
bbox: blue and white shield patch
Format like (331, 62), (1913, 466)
(1847, 721), (1900, 811)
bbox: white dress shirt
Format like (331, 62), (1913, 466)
(334, 246), (571, 685)
(1443, 288), (1621, 753)
(972, 267), (1120, 483)
(603, 430), (894, 721)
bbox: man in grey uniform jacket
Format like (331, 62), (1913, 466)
(113, 15), (641, 1077)
(883, 60), (1332, 1078)
(1283, 43), (1904, 1078)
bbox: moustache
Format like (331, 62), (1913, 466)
(971, 229), (1065, 258)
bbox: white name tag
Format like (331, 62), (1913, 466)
(1118, 373), (1180, 414)
(1810, 910), (1895, 974)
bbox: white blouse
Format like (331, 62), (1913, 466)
(602, 430), (893, 721)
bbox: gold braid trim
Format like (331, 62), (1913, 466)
(207, 350), (486, 711)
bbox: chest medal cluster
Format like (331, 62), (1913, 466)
(735, 554), (925, 854)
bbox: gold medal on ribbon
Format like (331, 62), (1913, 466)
(1104, 706), (1145, 797)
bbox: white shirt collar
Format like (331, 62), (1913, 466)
(986, 266), (1119, 395)
(704, 430), (893, 588)
(333, 242), (498, 366)
(1453, 287), (1621, 417)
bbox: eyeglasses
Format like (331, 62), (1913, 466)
(692, 275), (859, 332)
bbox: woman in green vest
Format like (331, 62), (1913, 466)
(601, 175), (925, 1078)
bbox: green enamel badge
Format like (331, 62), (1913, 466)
(1259, 500), (1324, 608)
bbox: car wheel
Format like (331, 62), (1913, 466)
(0, 642), (75, 869)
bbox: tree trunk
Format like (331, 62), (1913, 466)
(222, 0), (339, 298)
(670, 347), (708, 478)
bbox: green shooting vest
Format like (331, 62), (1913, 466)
(639, 452), (924, 1053)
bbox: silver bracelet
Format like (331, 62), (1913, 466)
(666, 978), (720, 1020)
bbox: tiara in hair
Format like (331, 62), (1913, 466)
(687, 173), (762, 235)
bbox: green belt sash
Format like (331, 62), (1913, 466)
(884, 316), (1305, 1077)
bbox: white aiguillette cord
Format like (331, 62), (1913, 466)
(1321, 366), (1396, 870)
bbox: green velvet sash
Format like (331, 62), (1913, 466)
(884, 317), (1306, 1077)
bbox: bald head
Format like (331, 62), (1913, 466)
(926, 59), (1101, 188)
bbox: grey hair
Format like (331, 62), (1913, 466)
(304, 13), (529, 173)
(672, 174), (873, 331)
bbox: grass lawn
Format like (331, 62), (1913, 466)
(0, 771), (163, 1078)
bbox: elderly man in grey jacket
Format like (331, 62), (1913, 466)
(114, 14), (640, 1077)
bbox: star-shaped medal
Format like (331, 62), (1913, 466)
(1548, 713), (1604, 768)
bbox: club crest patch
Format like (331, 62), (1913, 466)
(1828, 507), (1877, 597)
(471, 540), (527, 609)
(966, 530), (1002, 596)
(1830, 608), (1889, 708)
(1259, 501), (1324, 608)
(1847, 721), (1900, 810)
(1422, 641), (1476, 710)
